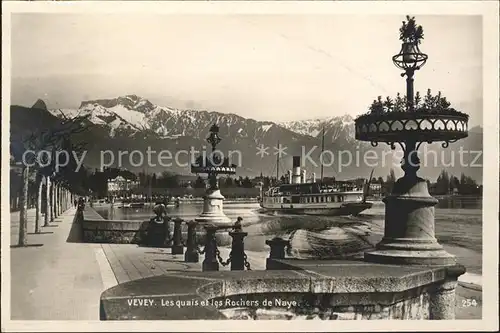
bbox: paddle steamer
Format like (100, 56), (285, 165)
(260, 156), (372, 216)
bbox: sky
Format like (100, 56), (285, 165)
(10, 14), (482, 126)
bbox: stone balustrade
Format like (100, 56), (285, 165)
(100, 261), (465, 320)
(89, 205), (466, 321)
(79, 206), (231, 246)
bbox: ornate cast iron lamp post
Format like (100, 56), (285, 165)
(355, 16), (469, 265)
(191, 124), (237, 226)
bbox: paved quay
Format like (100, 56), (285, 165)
(10, 208), (108, 320)
(101, 244), (267, 285)
(8, 209), (482, 320)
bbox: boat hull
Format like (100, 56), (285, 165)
(259, 202), (372, 216)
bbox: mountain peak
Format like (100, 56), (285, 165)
(79, 95), (155, 113)
(32, 99), (48, 110)
(279, 115), (355, 139)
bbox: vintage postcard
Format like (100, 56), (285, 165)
(2, 1), (498, 332)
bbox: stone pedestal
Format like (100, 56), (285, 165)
(428, 265), (466, 319)
(265, 237), (291, 270)
(100, 261), (470, 320)
(171, 218), (184, 255)
(202, 225), (219, 272)
(195, 189), (231, 226)
(364, 177), (456, 266)
(228, 231), (248, 271)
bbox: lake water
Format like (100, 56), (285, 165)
(93, 196), (482, 275)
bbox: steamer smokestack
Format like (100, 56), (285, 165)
(292, 156), (301, 184)
(287, 170), (292, 184)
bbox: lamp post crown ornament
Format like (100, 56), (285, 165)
(356, 15), (469, 155)
(354, 15), (470, 267)
(192, 123), (237, 226)
(207, 124), (222, 151)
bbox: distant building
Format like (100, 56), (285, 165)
(108, 176), (140, 194)
(177, 175), (198, 187)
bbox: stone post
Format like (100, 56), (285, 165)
(184, 221), (199, 263)
(229, 219), (247, 271)
(202, 225), (219, 271)
(429, 264), (466, 319)
(265, 237), (290, 270)
(171, 218), (184, 255)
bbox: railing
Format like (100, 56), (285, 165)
(152, 216), (252, 271)
(81, 204), (297, 272)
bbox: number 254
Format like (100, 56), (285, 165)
(462, 298), (478, 307)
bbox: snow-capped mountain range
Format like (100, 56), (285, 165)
(48, 94), (354, 141)
(12, 94), (481, 181)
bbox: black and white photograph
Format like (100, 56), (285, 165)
(2, 1), (498, 331)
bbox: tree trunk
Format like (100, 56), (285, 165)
(60, 187), (64, 213)
(55, 185), (59, 217)
(58, 186), (62, 215)
(50, 182), (55, 222)
(65, 189), (69, 211)
(54, 184), (57, 218)
(35, 174), (43, 233)
(58, 185), (61, 215)
(45, 176), (51, 226)
(57, 185), (60, 216)
(18, 165), (29, 246)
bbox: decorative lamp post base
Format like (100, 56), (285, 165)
(364, 177), (456, 266)
(195, 189), (232, 226)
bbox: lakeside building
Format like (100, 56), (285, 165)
(108, 176), (140, 195)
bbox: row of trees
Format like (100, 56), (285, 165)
(433, 170), (481, 195)
(10, 115), (92, 247)
(370, 168), (481, 196)
(359, 168), (481, 197)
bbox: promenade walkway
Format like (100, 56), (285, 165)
(10, 208), (108, 320)
(8, 209), (481, 320)
(100, 244), (267, 285)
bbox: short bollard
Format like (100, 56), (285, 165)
(265, 237), (291, 270)
(171, 218), (184, 255)
(229, 227), (248, 271)
(202, 225), (219, 271)
(184, 220), (199, 263)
